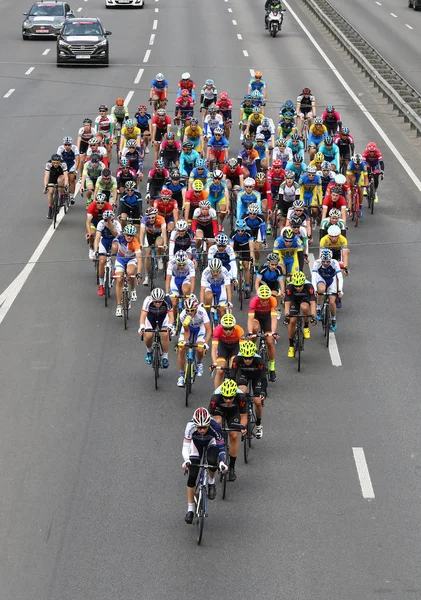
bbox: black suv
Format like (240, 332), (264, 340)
(56, 18), (111, 66)
(22, 1), (74, 39)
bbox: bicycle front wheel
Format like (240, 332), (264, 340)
(153, 343), (161, 390)
(196, 487), (205, 545)
(123, 290), (129, 330)
(185, 358), (192, 407)
(104, 267), (109, 307)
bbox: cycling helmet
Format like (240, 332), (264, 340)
(115, 97), (124, 105)
(125, 118), (135, 127)
(248, 203), (260, 214)
(182, 141), (193, 149)
(83, 118), (92, 125)
(124, 224), (137, 236)
(146, 207), (158, 217)
(151, 287), (165, 302)
(120, 158), (129, 167)
(257, 285), (272, 300)
(228, 158), (238, 168)
(195, 158), (206, 169)
(302, 87), (311, 95)
(252, 106), (261, 113)
(213, 127), (224, 135)
(156, 108), (166, 116)
(125, 180), (137, 190)
(255, 172), (266, 182)
(307, 165), (317, 174)
(103, 210), (114, 220)
(193, 180), (204, 191)
(181, 89), (190, 97)
(126, 139), (137, 148)
(185, 295), (199, 310)
(156, 73), (165, 81)
(89, 137), (99, 145)
(101, 168), (111, 178)
(209, 258), (222, 272)
(285, 170), (295, 179)
(284, 99), (294, 109)
(329, 208), (342, 218)
(243, 140), (253, 149)
(314, 152), (325, 162)
(324, 136), (334, 145)
(235, 219), (247, 230)
(155, 158), (164, 168)
(251, 90), (261, 99)
(199, 200), (211, 208)
(291, 271), (306, 286)
(160, 188), (172, 198)
(181, 72), (190, 80)
(254, 71), (263, 78)
(175, 219), (188, 231)
(240, 340), (257, 358)
(138, 104), (147, 111)
(96, 193), (107, 202)
(244, 177), (255, 187)
(255, 133), (265, 141)
(282, 227), (295, 240)
(313, 117), (323, 125)
(366, 142), (377, 152)
(275, 138), (286, 147)
(208, 106), (217, 114)
(291, 133), (300, 141)
(335, 174), (346, 185)
(341, 127), (350, 135)
(213, 169), (223, 179)
(293, 154), (303, 163)
(190, 118), (199, 125)
(221, 313), (236, 329)
(205, 79), (214, 85)
(273, 159), (283, 169)
(63, 136), (73, 144)
(290, 217), (302, 228)
(267, 253), (279, 263)
(326, 105), (334, 112)
(320, 249), (333, 261)
(166, 132), (175, 140)
(244, 94), (252, 101)
(175, 250), (188, 265)
(192, 407), (211, 427)
(321, 161), (330, 170)
(283, 112), (294, 119)
(327, 224), (341, 237)
(292, 199), (305, 209)
(220, 378), (238, 398)
(90, 153), (100, 163)
(98, 104), (108, 111)
(220, 92), (228, 100)
(215, 233), (228, 246)
(261, 118), (270, 127)
(331, 186), (342, 195)
(170, 169), (180, 179)
(50, 153), (61, 162)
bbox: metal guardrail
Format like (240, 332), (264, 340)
(301, 0), (421, 136)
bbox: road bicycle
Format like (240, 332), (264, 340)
(114, 273), (136, 330)
(243, 388), (257, 464)
(220, 417), (243, 500)
(143, 325), (169, 390)
(320, 293), (334, 348)
(250, 331), (278, 386)
(292, 314), (306, 372)
(103, 252), (114, 307)
(46, 183), (69, 229)
(366, 168), (382, 215)
(178, 336), (199, 407)
(192, 449), (210, 545)
(350, 185), (361, 227)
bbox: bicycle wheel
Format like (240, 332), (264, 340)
(123, 289), (129, 330)
(221, 470), (227, 500)
(369, 180), (375, 215)
(259, 340), (269, 386)
(323, 302), (331, 348)
(104, 266), (109, 307)
(185, 358), (192, 407)
(149, 255), (155, 291)
(196, 485), (205, 545)
(353, 190), (359, 227)
(153, 342), (161, 390)
(238, 267), (243, 310)
(53, 188), (59, 229)
(244, 411), (252, 464)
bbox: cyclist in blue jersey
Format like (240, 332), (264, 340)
(253, 134), (270, 172)
(163, 169), (186, 210)
(311, 248), (343, 331)
(208, 233), (238, 283)
(230, 219), (255, 298)
(236, 178), (262, 220)
(57, 136), (79, 203)
(248, 71), (267, 105)
(279, 99), (297, 119)
(243, 203), (266, 267)
(149, 73), (168, 112)
(285, 154), (307, 183)
(286, 133), (304, 160)
(179, 141), (200, 178)
(188, 158), (211, 190)
(133, 104), (152, 154)
(206, 127), (229, 170)
(318, 136), (340, 172)
(205, 170), (230, 228)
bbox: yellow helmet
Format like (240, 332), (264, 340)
(220, 379), (238, 398)
(221, 313), (236, 329)
(315, 152), (325, 162)
(193, 179), (204, 191)
(291, 271), (306, 287)
(240, 340), (257, 358)
(257, 284), (272, 300)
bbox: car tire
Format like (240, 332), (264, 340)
(22, 33), (30, 40)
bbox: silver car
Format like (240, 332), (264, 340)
(105, 0), (144, 7)
(22, 1), (74, 40)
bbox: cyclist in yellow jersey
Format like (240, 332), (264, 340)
(273, 227), (303, 277)
(245, 107), (264, 140)
(319, 224), (349, 273)
(309, 151), (325, 172)
(346, 153), (368, 216)
(119, 118), (142, 155)
(184, 117), (203, 152)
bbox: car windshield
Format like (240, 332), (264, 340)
(29, 4), (65, 16)
(62, 21), (102, 36)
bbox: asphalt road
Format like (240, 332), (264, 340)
(327, 0), (421, 92)
(1, 0), (421, 599)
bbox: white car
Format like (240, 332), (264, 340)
(105, 0), (144, 7)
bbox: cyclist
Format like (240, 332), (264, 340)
(184, 180), (209, 223)
(229, 219), (255, 298)
(279, 99), (297, 120)
(362, 142), (384, 201)
(286, 133), (304, 161)
(95, 105), (114, 164)
(151, 108), (172, 161)
(285, 199), (311, 242)
(86, 194), (113, 258)
(77, 118), (94, 178)
(165, 250), (195, 317)
(322, 105), (342, 136)
(81, 153), (106, 206)
(154, 187), (179, 233)
(183, 118), (203, 153)
(215, 92), (233, 139)
(94, 168), (118, 206)
(296, 87), (316, 135)
(312, 249), (343, 332)
(206, 127), (229, 170)
(205, 170), (230, 229)
(208, 379), (247, 482)
(346, 153), (368, 217)
(256, 117), (275, 150)
(298, 165), (322, 221)
(243, 203), (266, 268)
(211, 314), (244, 388)
(308, 117), (328, 161)
(253, 133), (270, 172)
(320, 208), (346, 240)
(273, 227), (303, 277)
(286, 215), (309, 262)
(43, 153), (69, 219)
(223, 157), (244, 198)
(237, 179), (262, 220)
(182, 407), (227, 523)
(200, 258), (232, 318)
(200, 79), (218, 124)
(114, 224), (142, 316)
(278, 170), (300, 229)
(93, 209), (121, 297)
(254, 172), (273, 232)
(134, 105), (152, 154)
(321, 185), (347, 222)
(208, 233), (238, 285)
(272, 138), (293, 169)
(238, 140), (259, 179)
(255, 253), (285, 315)
(318, 136), (340, 172)
(118, 118), (142, 157)
(277, 112), (297, 140)
(203, 105), (224, 152)
(188, 158), (211, 190)
(319, 224), (349, 274)
(284, 271), (317, 356)
(326, 173), (351, 210)
(239, 94), (255, 141)
(146, 159), (169, 203)
(121, 139), (144, 176)
(169, 219), (197, 263)
(149, 73), (168, 112)
(248, 70), (267, 102)
(247, 284), (278, 381)
(285, 154), (307, 183)
(56, 136), (79, 204)
(116, 158), (137, 196)
(267, 159), (286, 202)
(191, 199), (219, 251)
(164, 169), (187, 211)
(139, 287), (174, 367)
(179, 141), (200, 178)
(177, 72), (196, 101)
(245, 106), (264, 140)
(86, 136), (107, 166)
(111, 97), (129, 131)
(231, 340), (266, 439)
(318, 161), (336, 198)
(118, 180), (143, 235)
(309, 151), (326, 173)
(334, 127), (354, 174)
(139, 207), (168, 284)
(177, 296), (211, 387)
(175, 89), (195, 132)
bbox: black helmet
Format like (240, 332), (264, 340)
(51, 153), (61, 162)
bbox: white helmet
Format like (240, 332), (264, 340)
(156, 73), (164, 81)
(176, 219), (189, 231)
(327, 225), (341, 237)
(151, 288), (165, 301)
(248, 203), (260, 214)
(209, 258), (222, 272)
(192, 407), (211, 427)
(335, 174), (346, 185)
(244, 177), (255, 187)
(182, 72), (190, 80)
(175, 250), (188, 265)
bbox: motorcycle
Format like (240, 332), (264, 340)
(267, 8), (285, 37)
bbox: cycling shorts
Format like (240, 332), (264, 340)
(115, 255), (137, 271)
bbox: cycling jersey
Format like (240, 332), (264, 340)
(362, 149), (383, 169)
(111, 104), (129, 121)
(318, 142), (340, 171)
(167, 258), (195, 294)
(286, 207), (310, 225)
(96, 218), (121, 239)
(286, 139), (304, 160)
(57, 144), (79, 172)
(243, 214), (266, 241)
(208, 244), (237, 278)
(45, 161), (67, 184)
(278, 118), (296, 138)
(257, 264), (283, 289)
(206, 181), (228, 208)
(87, 201), (113, 220)
(134, 111), (151, 130)
(272, 146), (293, 169)
(179, 150), (200, 177)
(116, 167), (137, 188)
(247, 114), (264, 129)
(267, 167), (286, 189)
(203, 114), (224, 136)
(191, 208), (219, 237)
(95, 115), (115, 137)
(319, 173), (336, 196)
(151, 77), (168, 90)
(141, 214), (166, 235)
(87, 146), (107, 161)
(116, 234), (141, 258)
(319, 234), (348, 250)
(212, 324), (244, 347)
(177, 79), (196, 99)
(297, 94), (315, 112)
(284, 161), (307, 182)
(298, 174), (322, 206)
(147, 168), (169, 193)
(142, 295), (173, 328)
(279, 181), (300, 203)
(216, 99), (232, 119)
(308, 124), (327, 146)
(182, 419), (226, 463)
(254, 140), (269, 159)
(152, 115), (172, 131)
(179, 306), (209, 330)
(322, 194), (346, 213)
(334, 133), (355, 158)
(185, 125), (203, 142)
(119, 191), (142, 210)
(273, 236), (303, 274)
(240, 101), (254, 120)
(200, 84), (217, 102)
(346, 160), (368, 185)
(83, 161), (106, 181)
(95, 176), (117, 192)
(175, 96), (194, 112)
(248, 295), (277, 317)
(188, 167), (210, 187)
(311, 258), (343, 292)
(78, 125), (95, 146)
(208, 135), (229, 152)
(249, 77), (267, 93)
(169, 229), (197, 259)
(238, 148), (259, 168)
(121, 126), (141, 141)
(154, 198), (178, 220)
(201, 267), (231, 288)
(121, 148), (143, 171)
(285, 282), (315, 303)
(237, 189), (262, 220)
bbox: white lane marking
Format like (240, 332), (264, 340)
(405, 23), (413, 29)
(125, 91), (134, 107)
(77, 7), (82, 11)
(42, 48), (50, 55)
(390, 12), (397, 17)
(155, 7), (159, 12)
(149, 34), (155, 45)
(3, 89), (15, 98)
(375, 1), (382, 4)
(25, 67), (35, 75)
(228, 7), (232, 12)
(237, 33), (242, 39)
(153, 19), (158, 29)
(243, 50), (249, 56)
(232, 19), (237, 25)
(352, 448), (375, 499)
(284, 0), (421, 193)
(134, 67), (144, 84)
(249, 68), (255, 76)
(143, 49), (151, 63)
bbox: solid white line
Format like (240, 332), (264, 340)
(153, 19), (158, 29)
(405, 23), (413, 29)
(237, 33), (242, 39)
(352, 448), (375, 499)
(232, 19), (237, 25)
(25, 67), (35, 75)
(125, 91), (134, 107)
(77, 7), (82, 11)
(42, 48), (50, 55)
(249, 68), (255, 76)
(243, 50), (249, 56)
(143, 49), (151, 63)
(228, 7), (232, 12)
(3, 89), (15, 98)
(390, 12), (397, 17)
(155, 7), (159, 11)
(375, 1), (382, 4)
(149, 34), (155, 45)
(283, 0), (421, 193)
(134, 67), (144, 84)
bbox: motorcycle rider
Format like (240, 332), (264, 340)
(265, 0), (284, 29)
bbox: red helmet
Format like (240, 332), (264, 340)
(219, 92), (228, 101)
(273, 160), (283, 169)
(138, 104), (147, 111)
(160, 188), (172, 198)
(366, 142), (377, 152)
(302, 87), (311, 96)
(115, 97), (124, 106)
(181, 89), (189, 97)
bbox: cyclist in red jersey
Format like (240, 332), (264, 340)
(247, 284), (279, 382)
(216, 92), (233, 139)
(154, 188), (179, 232)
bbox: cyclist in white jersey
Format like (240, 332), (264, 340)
(272, 138), (293, 168)
(165, 250), (196, 315)
(177, 295), (211, 387)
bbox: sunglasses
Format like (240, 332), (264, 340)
(197, 426), (208, 431)
(185, 308), (197, 313)
(64, 143), (71, 146)
(96, 201), (105, 204)
(99, 110), (107, 113)
(223, 327), (234, 331)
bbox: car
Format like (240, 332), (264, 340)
(22, 1), (74, 40)
(105, 0), (144, 7)
(408, 0), (421, 9)
(56, 18), (111, 66)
